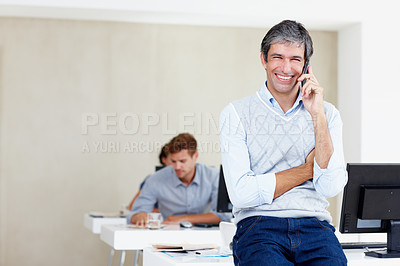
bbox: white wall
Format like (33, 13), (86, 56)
(338, 23), (362, 163)
(360, 17), (400, 163)
(336, 5), (400, 164)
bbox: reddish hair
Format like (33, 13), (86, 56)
(166, 133), (197, 156)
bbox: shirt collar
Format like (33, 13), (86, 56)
(259, 81), (303, 116)
(172, 164), (200, 187)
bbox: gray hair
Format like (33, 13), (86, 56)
(261, 20), (313, 65)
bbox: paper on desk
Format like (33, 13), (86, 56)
(162, 250), (230, 258)
(152, 242), (218, 251)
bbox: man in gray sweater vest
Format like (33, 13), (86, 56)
(220, 20), (348, 265)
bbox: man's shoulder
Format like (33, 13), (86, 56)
(220, 93), (258, 117)
(197, 163), (219, 177)
(147, 166), (174, 182)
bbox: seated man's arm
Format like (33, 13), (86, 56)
(163, 213), (220, 224)
(219, 104), (314, 209)
(128, 190), (141, 210)
(127, 176), (158, 225)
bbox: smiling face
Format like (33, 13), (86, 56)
(262, 42), (306, 99)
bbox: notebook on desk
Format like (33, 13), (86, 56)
(152, 242), (218, 251)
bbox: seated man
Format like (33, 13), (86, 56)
(127, 133), (230, 225)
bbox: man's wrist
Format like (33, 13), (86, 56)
(312, 112), (327, 127)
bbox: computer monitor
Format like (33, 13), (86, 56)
(217, 165), (233, 213)
(155, 165), (165, 171)
(339, 163), (400, 258)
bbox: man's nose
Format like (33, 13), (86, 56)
(282, 59), (292, 73)
(175, 162), (182, 169)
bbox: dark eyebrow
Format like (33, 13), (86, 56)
(270, 53), (303, 61)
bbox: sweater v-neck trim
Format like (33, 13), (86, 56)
(256, 91), (302, 122)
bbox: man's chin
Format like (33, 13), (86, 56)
(175, 172), (184, 178)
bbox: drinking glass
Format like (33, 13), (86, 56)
(147, 212), (162, 230)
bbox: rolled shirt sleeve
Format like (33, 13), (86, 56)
(313, 109), (348, 198)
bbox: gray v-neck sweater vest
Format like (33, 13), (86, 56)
(231, 91), (337, 223)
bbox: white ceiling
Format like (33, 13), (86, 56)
(0, 0), (371, 30)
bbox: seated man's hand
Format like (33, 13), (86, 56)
(130, 212), (148, 227)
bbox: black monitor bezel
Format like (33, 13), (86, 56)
(339, 163), (400, 234)
(217, 164), (232, 213)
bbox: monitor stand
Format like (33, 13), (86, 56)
(365, 220), (400, 258)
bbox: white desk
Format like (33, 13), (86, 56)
(345, 249), (400, 265)
(143, 248), (233, 266)
(83, 214), (129, 266)
(100, 224), (222, 250)
(83, 213), (126, 234)
(143, 247), (400, 266)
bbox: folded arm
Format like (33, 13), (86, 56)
(219, 104), (315, 208)
(274, 149), (314, 199)
(163, 213), (220, 224)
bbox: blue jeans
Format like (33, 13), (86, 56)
(233, 216), (347, 266)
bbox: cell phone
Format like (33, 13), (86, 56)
(300, 61), (309, 88)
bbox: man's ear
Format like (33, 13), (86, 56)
(192, 151), (199, 161)
(260, 52), (267, 69)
